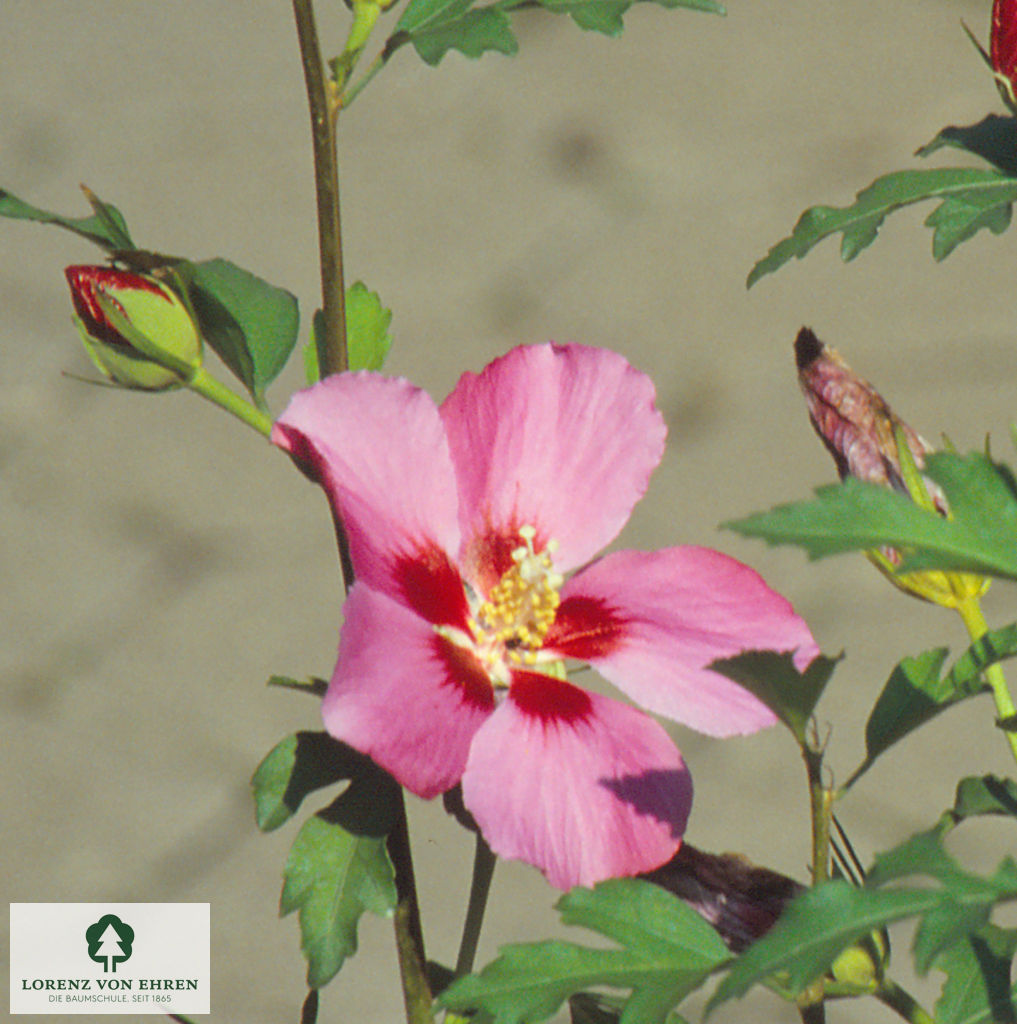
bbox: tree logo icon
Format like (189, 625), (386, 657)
(85, 914), (135, 973)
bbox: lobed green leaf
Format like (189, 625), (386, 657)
(528, 0), (722, 37)
(391, 0), (722, 66)
(725, 452), (1017, 580)
(394, 0), (518, 65)
(706, 881), (937, 1013)
(440, 880), (727, 1024)
(280, 810), (398, 988)
(934, 926), (1017, 1024)
(747, 168), (1017, 287)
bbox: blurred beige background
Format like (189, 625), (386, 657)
(4, 0), (1017, 1020)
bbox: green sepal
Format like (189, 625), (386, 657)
(72, 313), (184, 391)
(93, 278), (202, 378)
(267, 674), (329, 698)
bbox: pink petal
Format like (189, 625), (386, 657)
(460, 671), (692, 889)
(547, 547), (819, 737)
(272, 373), (468, 624)
(322, 583), (495, 799)
(440, 344), (666, 580)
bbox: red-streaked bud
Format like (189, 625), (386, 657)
(794, 327), (944, 511)
(992, 0), (1017, 110)
(795, 327), (986, 608)
(65, 265), (202, 390)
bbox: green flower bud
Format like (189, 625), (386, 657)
(829, 928), (890, 993)
(65, 265), (202, 390)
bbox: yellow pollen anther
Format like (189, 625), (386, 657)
(474, 526), (562, 659)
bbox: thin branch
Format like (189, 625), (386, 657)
(292, 0), (348, 377)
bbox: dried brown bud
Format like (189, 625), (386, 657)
(794, 327), (946, 516)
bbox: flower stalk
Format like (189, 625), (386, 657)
(454, 835), (497, 978)
(187, 368), (274, 437)
(955, 594), (1017, 765)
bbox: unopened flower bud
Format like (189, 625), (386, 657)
(992, 0), (1017, 111)
(795, 327), (987, 608)
(65, 265), (202, 390)
(829, 928), (890, 993)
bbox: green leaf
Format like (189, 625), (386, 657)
(934, 926), (1017, 1024)
(346, 281), (392, 371)
(281, 804), (398, 988)
(725, 452), (1017, 580)
(394, 0), (518, 65)
(747, 168), (1017, 287)
(251, 731), (380, 832)
(305, 283), (392, 384)
(868, 831), (1017, 972)
(440, 880), (727, 1024)
(952, 775), (1017, 822)
(706, 651), (840, 745)
(0, 186), (134, 250)
(391, 0), (721, 65)
(528, 0), (722, 36)
(706, 881), (937, 1013)
(917, 116), (1017, 177)
(846, 631), (1017, 788)
(184, 258), (299, 401)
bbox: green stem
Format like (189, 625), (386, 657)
(186, 368), (273, 437)
(332, 1), (383, 93)
(292, 0), (348, 377)
(291, 9), (429, 1024)
(803, 739), (832, 885)
(796, 730), (833, 1021)
(796, 1000), (826, 1024)
(389, 798), (434, 1024)
(339, 35), (405, 109)
(454, 834), (497, 978)
(292, 0), (356, 592)
(875, 979), (936, 1024)
(956, 595), (1017, 765)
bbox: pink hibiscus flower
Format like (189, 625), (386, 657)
(273, 343), (818, 889)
